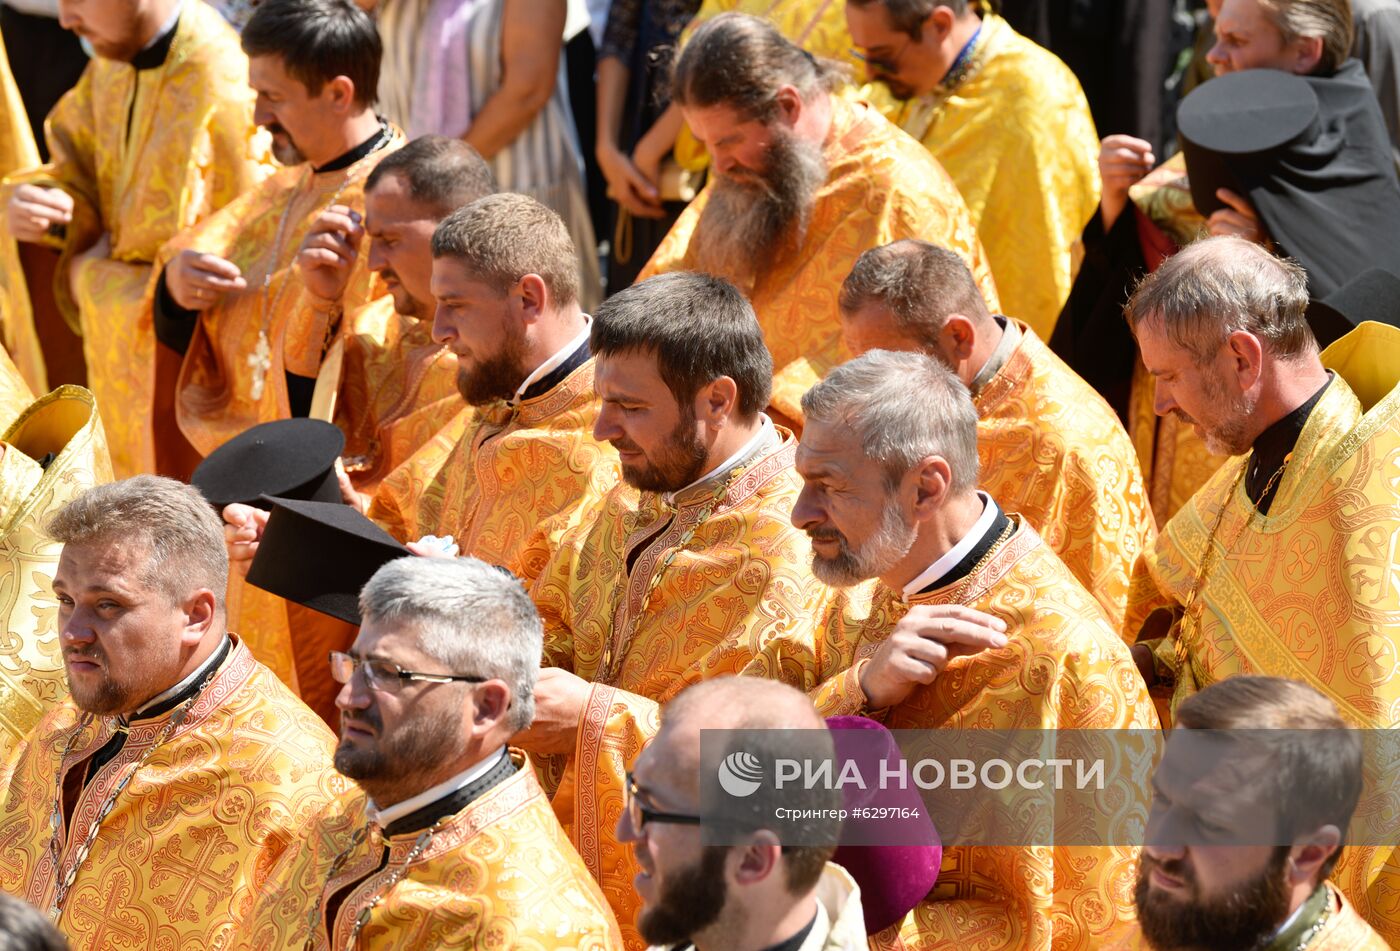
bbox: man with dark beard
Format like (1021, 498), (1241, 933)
(239, 556), (623, 949)
(639, 12), (998, 424)
(519, 272), (837, 947)
(1107, 676), (1387, 951)
(0, 476), (340, 951)
(794, 350), (1159, 950)
(619, 678), (865, 950)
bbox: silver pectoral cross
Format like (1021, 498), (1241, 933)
(247, 330), (271, 401)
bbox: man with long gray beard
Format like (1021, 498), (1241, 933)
(640, 12), (999, 424)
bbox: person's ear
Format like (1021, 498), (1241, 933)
(775, 84), (803, 127)
(515, 274), (548, 323)
(1224, 330), (1264, 392)
(470, 680), (512, 733)
(731, 830), (783, 886)
(909, 454), (953, 521)
(1288, 825), (1341, 886)
(928, 5), (956, 40)
(324, 75), (357, 113)
(1293, 35), (1324, 75)
(181, 589), (218, 649)
(695, 376), (740, 428)
(942, 315), (977, 363)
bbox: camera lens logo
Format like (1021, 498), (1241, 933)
(717, 751), (764, 798)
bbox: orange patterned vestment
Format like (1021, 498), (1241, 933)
(641, 96), (998, 422)
(976, 322), (1154, 630)
(1123, 323), (1400, 941)
(369, 356), (619, 584)
(0, 385), (112, 762)
(0, 344), (33, 423)
(0, 0), (267, 475)
(888, 15), (1100, 339)
(0, 637), (342, 951)
(812, 518), (1160, 951)
(156, 126), (405, 460)
(242, 750), (624, 950)
(533, 426), (837, 949)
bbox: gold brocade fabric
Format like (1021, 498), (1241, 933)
(0, 385), (112, 762)
(1104, 883), (1391, 951)
(0, 344), (34, 423)
(641, 97), (998, 422)
(369, 358), (619, 584)
(1127, 360), (1227, 525)
(888, 16), (1100, 339)
(811, 520), (1160, 951)
(334, 296), (460, 496)
(0, 36), (43, 393)
(0, 0), (269, 476)
(536, 430), (839, 949)
(0, 38), (37, 180)
(156, 127), (406, 459)
(0, 638), (343, 951)
(1123, 324), (1400, 941)
(241, 750), (624, 950)
(681, 0), (863, 68)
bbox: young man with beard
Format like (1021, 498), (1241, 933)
(519, 272), (841, 947)
(151, 0), (404, 478)
(619, 678), (866, 951)
(0, 0), (266, 477)
(792, 350), (1160, 950)
(0, 477), (340, 951)
(240, 556), (622, 949)
(1122, 237), (1400, 940)
(1108, 676), (1388, 951)
(838, 240), (1155, 630)
(639, 13), (998, 424)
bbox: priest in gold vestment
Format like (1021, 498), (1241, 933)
(844, 1), (1100, 338)
(641, 14), (997, 422)
(0, 477), (340, 951)
(0, 0), (266, 476)
(839, 240), (1154, 629)
(151, 0), (402, 472)
(0, 384), (111, 762)
(242, 557), (621, 950)
(1121, 239), (1400, 942)
(795, 351), (1158, 951)
(517, 274), (833, 948)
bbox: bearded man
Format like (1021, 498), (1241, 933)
(640, 12), (996, 423)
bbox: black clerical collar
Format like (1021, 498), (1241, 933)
(130, 4), (180, 71)
(1247, 374), (1331, 515)
(669, 910), (817, 951)
(915, 500), (1011, 597)
(132, 633), (232, 721)
(381, 751), (517, 837)
(519, 338), (591, 402)
(315, 119), (391, 173)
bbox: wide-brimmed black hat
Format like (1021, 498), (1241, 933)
(191, 418), (344, 508)
(1305, 268), (1400, 348)
(246, 496), (410, 625)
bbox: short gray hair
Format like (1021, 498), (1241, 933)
(359, 557), (542, 731)
(839, 240), (991, 348)
(1125, 236), (1316, 366)
(1258, 0), (1354, 76)
(46, 475), (228, 610)
(801, 350), (979, 491)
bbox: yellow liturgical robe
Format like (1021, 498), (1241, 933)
(369, 355), (619, 583)
(0, 0), (267, 476)
(1124, 322), (1400, 941)
(641, 96), (998, 422)
(156, 126), (406, 460)
(0, 385), (112, 762)
(533, 425), (835, 948)
(976, 321), (1154, 629)
(887, 15), (1100, 339)
(0, 637), (341, 951)
(242, 749), (623, 950)
(812, 517), (1160, 951)
(0, 343), (33, 423)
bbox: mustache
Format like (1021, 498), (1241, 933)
(1140, 852), (1196, 887)
(63, 645), (106, 663)
(341, 705), (382, 733)
(806, 527), (845, 543)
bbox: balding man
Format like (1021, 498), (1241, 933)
(840, 240), (1154, 628)
(620, 677), (865, 951)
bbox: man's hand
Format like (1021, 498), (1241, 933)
(7, 184), (74, 243)
(511, 667), (592, 755)
(167, 250), (246, 310)
(859, 604), (1009, 710)
(223, 503), (270, 578)
(1098, 134), (1155, 232)
(597, 144), (663, 219)
(68, 232), (111, 300)
(296, 204), (363, 305)
(1208, 188), (1266, 243)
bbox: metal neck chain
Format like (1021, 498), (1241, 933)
(45, 662), (220, 918)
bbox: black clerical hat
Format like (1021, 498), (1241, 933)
(1177, 69), (1320, 217)
(1305, 268), (1400, 348)
(191, 418), (344, 508)
(245, 496), (410, 625)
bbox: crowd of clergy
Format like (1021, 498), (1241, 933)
(0, 0), (1398, 948)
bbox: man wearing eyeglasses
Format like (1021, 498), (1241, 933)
(240, 555), (622, 950)
(844, 0), (1098, 342)
(618, 677), (865, 951)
